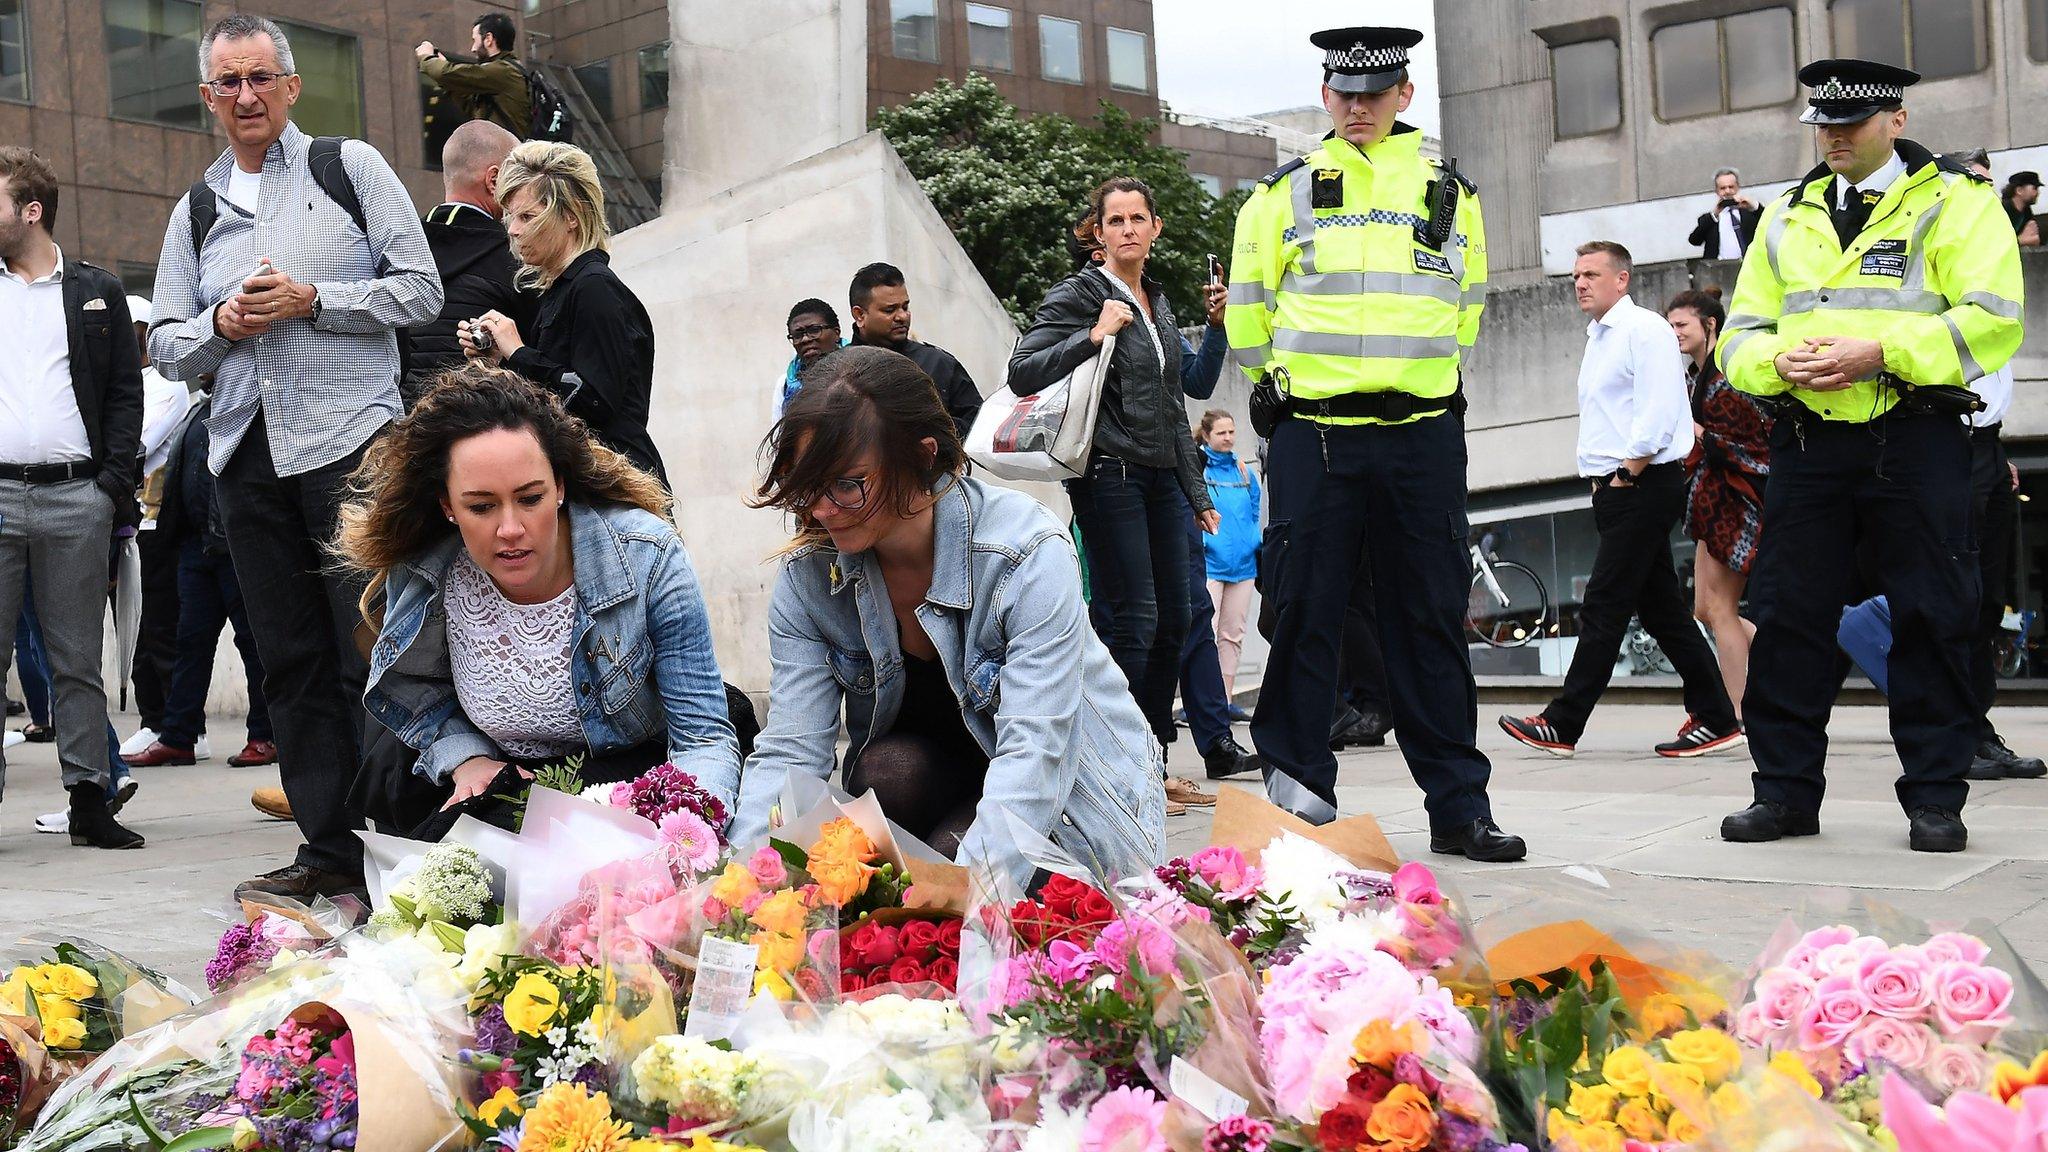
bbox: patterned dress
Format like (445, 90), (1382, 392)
(1684, 361), (1772, 575)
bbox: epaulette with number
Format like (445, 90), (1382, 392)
(1259, 156), (1309, 189)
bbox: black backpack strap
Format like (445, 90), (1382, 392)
(308, 136), (389, 275)
(187, 180), (218, 257)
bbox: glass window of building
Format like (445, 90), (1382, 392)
(891, 0), (939, 63)
(105, 0), (203, 129)
(1831, 0), (1983, 80)
(1106, 27), (1148, 91)
(0, 0), (27, 103)
(1551, 38), (1621, 138)
(1193, 173), (1223, 197)
(2034, 0), (2048, 61)
(639, 42), (669, 110)
(1651, 8), (1795, 120)
(967, 5), (1012, 72)
(275, 22), (361, 140)
(1040, 16), (1083, 84)
(574, 61), (613, 121)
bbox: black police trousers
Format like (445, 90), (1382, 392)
(1969, 426), (2017, 739)
(1249, 413), (1493, 830)
(1745, 409), (1977, 817)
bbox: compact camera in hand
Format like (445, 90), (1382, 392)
(462, 319), (496, 354)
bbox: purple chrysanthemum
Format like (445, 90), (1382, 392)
(621, 762), (727, 829)
(205, 922), (282, 992)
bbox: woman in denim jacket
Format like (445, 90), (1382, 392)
(730, 346), (1167, 886)
(341, 365), (740, 833)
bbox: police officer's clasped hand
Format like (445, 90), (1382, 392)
(1091, 299), (1136, 346)
(1777, 336), (1882, 392)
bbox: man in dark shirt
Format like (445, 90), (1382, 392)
(403, 120), (535, 401)
(416, 13), (531, 138)
(846, 262), (982, 441)
(2002, 169), (2040, 247)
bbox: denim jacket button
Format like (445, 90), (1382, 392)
(579, 683), (591, 695)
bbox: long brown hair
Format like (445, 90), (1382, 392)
(752, 345), (963, 548)
(334, 363), (669, 604)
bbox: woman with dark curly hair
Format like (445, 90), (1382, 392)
(335, 362), (739, 834)
(1668, 287), (1770, 718)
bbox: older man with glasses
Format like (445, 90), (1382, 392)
(148, 13), (442, 904)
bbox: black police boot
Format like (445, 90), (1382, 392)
(1429, 817), (1527, 863)
(1907, 807), (1968, 853)
(1329, 708), (1391, 750)
(1967, 737), (2047, 780)
(1719, 799), (1820, 843)
(68, 784), (144, 850)
(1203, 735), (1262, 781)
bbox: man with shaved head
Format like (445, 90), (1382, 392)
(401, 119), (535, 400)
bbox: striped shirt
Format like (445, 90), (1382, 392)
(147, 123), (443, 477)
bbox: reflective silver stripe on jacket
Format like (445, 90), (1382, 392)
(1782, 287), (1948, 315)
(1279, 269), (1463, 304)
(1272, 329), (1461, 359)
(1945, 314), (1987, 383)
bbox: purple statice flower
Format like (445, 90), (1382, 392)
(473, 1004), (516, 1057)
(205, 922), (282, 992)
(569, 1062), (607, 1090)
(621, 763), (727, 828)
(1439, 1111), (1487, 1152)
(1336, 870), (1397, 901)
(1505, 994), (1555, 1036)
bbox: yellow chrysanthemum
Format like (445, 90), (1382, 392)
(502, 972), (563, 1037)
(1769, 1051), (1825, 1099)
(516, 1083), (633, 1152)
(1568, 1082), (1621, 1124)
(1601, 1045), (1656, 1098)
(1663, 1027), (1743, 1086)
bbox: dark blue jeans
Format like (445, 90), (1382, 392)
(1179, 510), (1233, 756)
(12, 590), (128, 797)
(160, 538), (271, 750)
(1250, 414), (1492, 830)
(1066, 456), (1191, 747)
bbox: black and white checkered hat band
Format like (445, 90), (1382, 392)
(1812, 79), (1903, 102)
(1326, 44), (1408, 72)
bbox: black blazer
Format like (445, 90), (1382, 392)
(504, 249), (666, 486)
(62, 259), (145, 528)
(1688, 204), (1762, 260)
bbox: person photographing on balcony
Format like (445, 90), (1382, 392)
(416, 14), (531, 140)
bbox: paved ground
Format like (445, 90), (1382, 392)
(4, 701), (2045, 985)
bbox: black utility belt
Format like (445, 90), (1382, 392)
(1277, 391), (1457, 423)
(0, 459), (97, 484)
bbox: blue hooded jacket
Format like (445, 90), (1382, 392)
(1201, 445), (1261, 582)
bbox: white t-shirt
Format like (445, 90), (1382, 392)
(224, 166), (262, 214)
(1716, 205), (1743, 257)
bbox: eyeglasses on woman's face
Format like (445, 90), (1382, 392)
(823, 475), (871, 512)
(788, 322), (836, 344)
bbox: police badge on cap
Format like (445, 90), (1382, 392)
(1312, 26), (1424, 95)
(1796, 58), (1919, 125)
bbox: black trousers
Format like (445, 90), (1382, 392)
(129, 523), (180, 725)
(1340, 552), (1392, 718)
(1066, 457), (1191, 748)
(1745, 411), (1978, 817)
(1544, 462), (1736, 742)
(216, 416), (378, 875)
(1970, 427), (2016, 741)
(1249, 414), (1491, 831)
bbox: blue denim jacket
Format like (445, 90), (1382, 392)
(364, 501), (742, 805)
(730, 478), (1167, 885)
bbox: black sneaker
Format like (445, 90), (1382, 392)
(1498, 714), (1574, 757)
(1654, 716), (1747, 758)
(1967, 737), (2047, 780)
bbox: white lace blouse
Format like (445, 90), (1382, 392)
(443, 550), (584, 759)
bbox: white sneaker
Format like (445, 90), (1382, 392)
(34, 810), (66, 834)
(193, 734), (212, 762)
(3, 730), (21, 750)
(119, 727), (159, 757)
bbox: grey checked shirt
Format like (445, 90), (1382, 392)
(149, 123), (443, 477)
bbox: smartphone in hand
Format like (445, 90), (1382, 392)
(1206, 253), (1224, 285)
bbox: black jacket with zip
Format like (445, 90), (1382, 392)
(402, 203), (538, 402)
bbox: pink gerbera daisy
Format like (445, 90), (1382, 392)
(1081, 1086), (1168, 1152)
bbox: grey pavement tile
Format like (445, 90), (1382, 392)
(1603, 838), (2001, 891)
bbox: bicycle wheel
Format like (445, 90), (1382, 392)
(1467, 561), (1549, 648)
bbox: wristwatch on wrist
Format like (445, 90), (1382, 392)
(1611, 467), (1638, 487)
(307, 287), (323, 324)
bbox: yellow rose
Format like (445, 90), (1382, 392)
(709, 862), (761, 909)
(753, 967), (793, 1001)
(1663, 1027), (1743, 1086)
(1637, 994), (1691, 1038)
(501, 972), (563, 1037)
(1570, 1121), (1627, 1152)
(1601, 1045), (1656, 1098)
(478, 1086), (526, 1127)
(1614, 1098), (1666, 1144)
(37, 964), (98, 1003)
(1547, 1111), (1581, 1145)
(750, 930), (802, 974)
(0, 970), (30, 1016)
(41, 1014), (87, 1050)
(1709, 1082), (1755, 1127)
(1769, 1051), (1824, 1099)
(1667, 1109), (1705, 1144)
(34, 993), (82, 1024)
(748, 889), (809, 939)
(1650, 1061), (1708, 1113)
(1568, 1082), (1621, 1124)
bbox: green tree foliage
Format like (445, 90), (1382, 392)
(875, 74), (1252, 325)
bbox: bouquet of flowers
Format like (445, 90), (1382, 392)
(1148, 846), (1293, 962)
(0, 940), (192, 1059)
(1737, 924), (2024, 1135)
(1, 1015), (61, 1148)
(143, 1007), (360, 1151)
(1543, 1026), (1748, 1151)
(582, 762), (731, 869)
(838, 915), (963, 996)
(1286, 1017), (1522, 1152)
(460, 954), (615, 1121)
(478, 1080), (769, 1152)
(367, 843), (500, 942)
(206, 909), (354, 995)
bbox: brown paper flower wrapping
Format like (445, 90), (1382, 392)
(1207, 785), (1400, 873)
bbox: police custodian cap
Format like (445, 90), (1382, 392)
(1312, 26), (1423, 94)
(1797, 58), (1920, 125)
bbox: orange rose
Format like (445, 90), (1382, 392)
(709, 862), (760, 908)
(1353, 1018), (1422, 1068)
(809, 818), (877, 867)
(1365, 1083), (1439, 1152)
(810, 857), (876, 907)
(748, 889), (810, 939)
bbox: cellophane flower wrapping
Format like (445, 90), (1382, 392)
(0, 937), (197, 1061)
(15, 952), (468, 1152)
(1734, 895), (2048, 1141)
(204, 903), (357, 995)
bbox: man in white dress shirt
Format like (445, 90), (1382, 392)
(1500, 241), (1744, 759)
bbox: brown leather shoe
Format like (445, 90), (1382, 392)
(1163, 776), (1217, 808)
(233, 862), (368, 904)
(251, 787), (293, 821)
(228, 739), (278, 767)
(122, 740), (196, 767)
(1166, 800), (1189, 817)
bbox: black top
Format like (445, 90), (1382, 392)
(162, 396), (227, 554)
(896, 650), (988, 768)
(848, 333), (983, 445)
(403, 203), (538, 400)
(46, 260), (144, 527)
(1688, 203), (1762, 260)
(505, 249), (667, 485)
(2007, 200), (2034, 237)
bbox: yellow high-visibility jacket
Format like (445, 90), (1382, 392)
(1225, 124), (1487, 425)
(1719, 139), (2023, 421)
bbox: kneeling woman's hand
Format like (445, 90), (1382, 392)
(442, 755), (530, 811)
